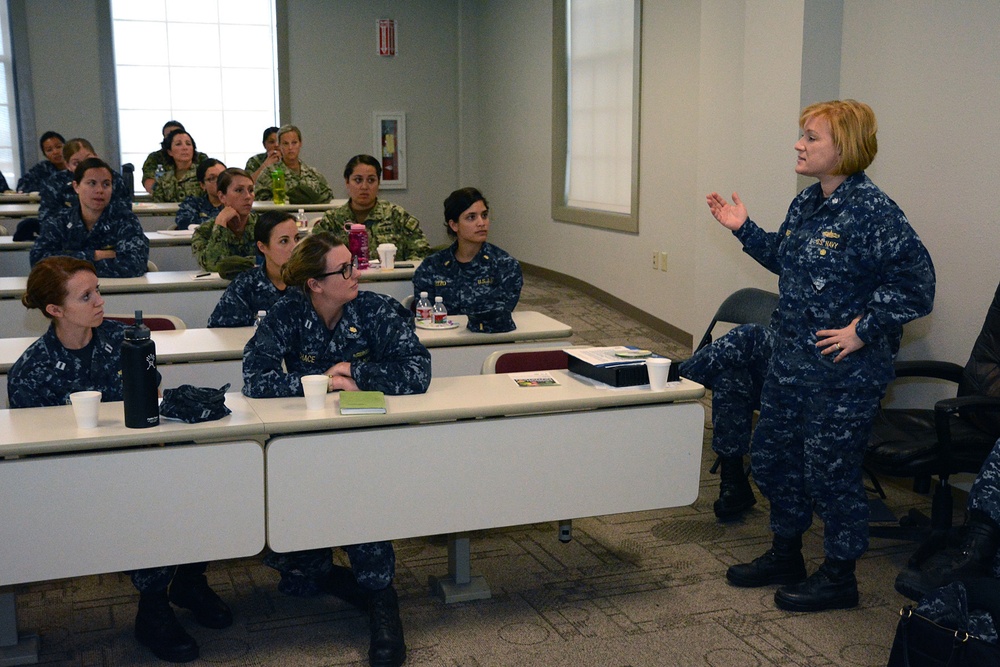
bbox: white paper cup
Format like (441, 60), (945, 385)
(377, 243), (397, 270)
(69, 390), (102, 428)
(646, 358), (671, 391)
(301, 374), (329, 410)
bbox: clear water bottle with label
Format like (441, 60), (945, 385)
(254, 310), (266, 330)
(432, 296), (448, 325)
(415, 292), (432, 322)
(154, 163), (165, 182)
(121, 310), (160, 429)
(296, 208), (308, 230)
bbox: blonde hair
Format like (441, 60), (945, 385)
(799, 99), (877, 175)
(277, 124), (302, 143)
(281, 232), (344, 289)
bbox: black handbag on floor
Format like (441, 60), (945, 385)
(888, 605), (1000, 666)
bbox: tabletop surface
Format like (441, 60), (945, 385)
(0, 372), (704, 456)
(0, 199), (348, 218)
(0, 311), (572, 371)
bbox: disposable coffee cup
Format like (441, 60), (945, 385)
(377, 243), (397, 270)
(69, 390), (102, 428)
(301, 374), (329, 410)
(646, 358), (671, 391)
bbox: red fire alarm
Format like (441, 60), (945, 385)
(378, 19), (396, 56)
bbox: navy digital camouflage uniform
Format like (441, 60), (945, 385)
(735, 171), (935, 561)
(7, 319), (204, 595)
(38, 168), (133, 222)
(208, 266), (286, 328)
(191, 212), (260, 272)
(30, 204), (150, 278)
(175, 194), (223, 231)
(254, 162), (333, 204)
(966, 438), (1000, 578)
(315, 199), (432, 260)
(411, 241), (523, 332)
(17, 159), (60, 193)
(678, 323), (774, 458)
(151, 164), (203, 203)
(915, 581), (999, 645)
(243, 288), (431, 592)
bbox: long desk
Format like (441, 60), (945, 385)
(0, 231), (200, 274)
(0, 373), (704, 661)
(0, 264), (418, 337)
(0, 311), (572, 406)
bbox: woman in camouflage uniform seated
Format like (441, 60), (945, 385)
(9, 257), (231, 663)
(314, 154), (431, 260)
(151, 128), (205, 202)
(207, 210), (299, 327)
(253, 124), (333, 204)
(412, 187), (522, 332)
(191, 168), (259, 273)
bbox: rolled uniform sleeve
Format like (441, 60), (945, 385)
(191, 213), (259, 272)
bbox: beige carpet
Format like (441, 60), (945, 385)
(12, 271), (943, 666)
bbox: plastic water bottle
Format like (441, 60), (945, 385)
(296, 208), (308, 230)
(346, 223), (369, 269)
(415, 292), (432, 322)
(272, 164), (286, 204)
(121, 310), (160, 429)
(254, 310), (266, 330)
(154, 163), (164, 182)
(432, 296), (448, 325)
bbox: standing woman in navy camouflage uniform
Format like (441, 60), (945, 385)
(412, 187), (523, 332)
(8, 257), (231, 663)
(243, 232), (430, 667)
(708, 100), (935, 611)
(207, 210), (298, 327)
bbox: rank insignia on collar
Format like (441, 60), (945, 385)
(822, 231), (840, 239)
(349, 326), (357, 333)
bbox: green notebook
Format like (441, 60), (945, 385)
(339, 390), (387, 414)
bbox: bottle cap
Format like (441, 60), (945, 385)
(126, 309), (151, 340)
(256, 310), (266, 317)
(420, 291), (428, 298)
(435, 296), (443, 302)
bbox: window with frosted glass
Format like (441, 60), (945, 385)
(110, 0), (279, 189)
(552, 0), (641, 232)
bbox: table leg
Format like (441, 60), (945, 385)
(558, 519), (573, 543)
(428, 533), (491, 604)
(0, 592), (39, 666)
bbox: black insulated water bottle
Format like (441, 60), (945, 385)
(122, 310), (160, 428)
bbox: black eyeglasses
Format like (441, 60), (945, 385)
(316, 258), (358, 281)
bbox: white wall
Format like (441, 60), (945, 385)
(473, 0), (804, 344)
(839, 0), (1000, 365)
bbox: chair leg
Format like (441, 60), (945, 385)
(558, 520), (572, 543)
(929, 478), (954, 532)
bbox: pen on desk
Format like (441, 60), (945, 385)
(195, 272), (210, 278)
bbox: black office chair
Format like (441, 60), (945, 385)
(866, 280), (1000, 566)
(692, 287), (779, 475)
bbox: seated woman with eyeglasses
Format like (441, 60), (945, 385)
(174, 159), (226, 230)
(242, 231), (428, 667)
(411, 187), (522, 332)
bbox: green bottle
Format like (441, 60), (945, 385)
(272, 163), (287, 204)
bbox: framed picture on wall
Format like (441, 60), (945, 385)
(372, 112), (406, 189)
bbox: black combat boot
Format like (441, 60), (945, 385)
(368, 585), (406, 667)
(714, 456), (757, 520)
(134, 589), (199, 663)
(727, 534), (807, 587)
(168, 563), (233, 629)
(320, 564), (369, 611)
(774, 558), (858, 612)
(895, 510), (1000, 601)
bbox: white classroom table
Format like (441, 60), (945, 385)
(0, 231), (199, 275)
(0, 393), (266, 663)
(0, 311), (572, 405)
(0, 374), (704, 660)
(0, 264), (418, 338)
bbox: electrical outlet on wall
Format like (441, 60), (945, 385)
(651, 251), (659, 270)
(659, 251), (668, 272)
